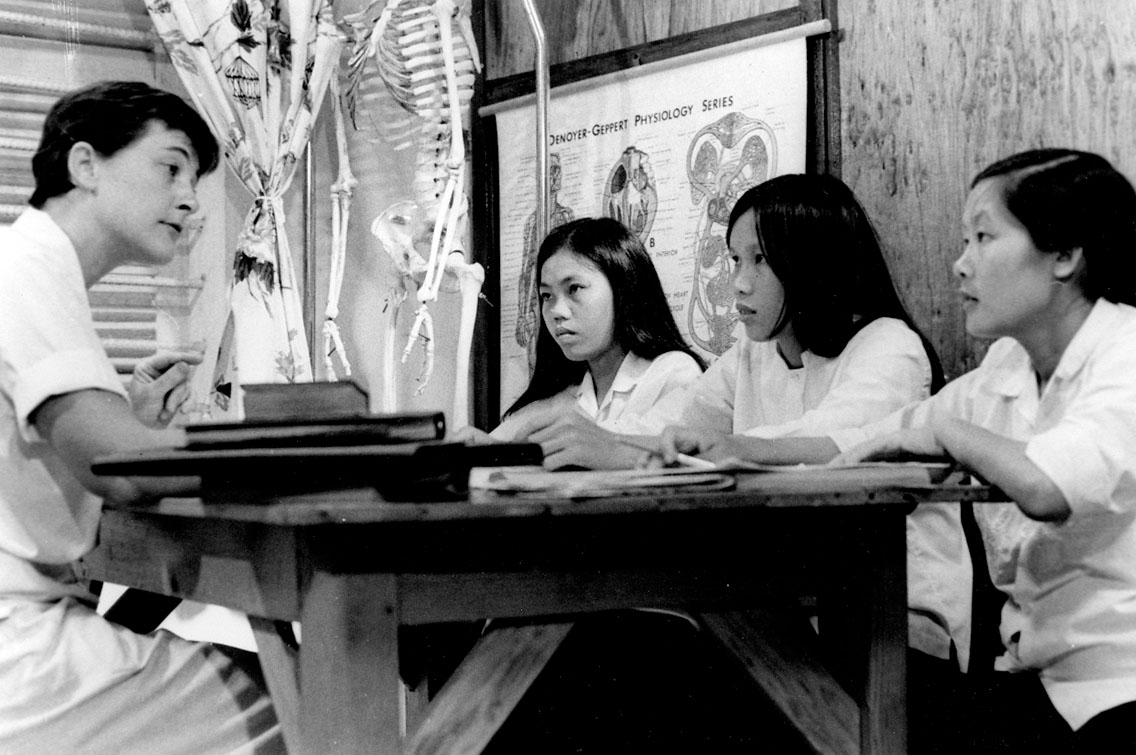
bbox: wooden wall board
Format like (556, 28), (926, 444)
(484, 0), (798, 81)
(840, 0), (1136, 379)
(483, 4), (809, 104)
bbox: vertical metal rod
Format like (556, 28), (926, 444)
(520, 0), (550, 242)
(303, 144), (318, 373)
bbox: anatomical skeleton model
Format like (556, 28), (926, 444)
(345, 0), (483, 425)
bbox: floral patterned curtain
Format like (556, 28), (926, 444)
(146, 0), (342, 416)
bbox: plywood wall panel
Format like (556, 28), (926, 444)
(486, 0), (796, 79)
(840, 0), (1136, 378)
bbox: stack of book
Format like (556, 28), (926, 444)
(93, 381), (542, 501)
(186, 381), (445, 450)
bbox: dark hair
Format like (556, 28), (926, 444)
(506, 217), (706, 417)
(972, 149), (1136, 306)
(727, 173), (944, 390)
(29, 81), (219, 208)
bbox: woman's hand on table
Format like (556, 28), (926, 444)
(512, 408), (645, 470)
(658, 426), (739, 465)
(451, 425), (493, 444)
(833, 426), (946, 465)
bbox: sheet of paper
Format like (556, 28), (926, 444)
(469, 466), (735, 498)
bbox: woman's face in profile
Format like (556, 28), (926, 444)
(728, 208), (786, 343)
(955, 178), (1058, 341)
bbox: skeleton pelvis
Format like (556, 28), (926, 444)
(372, 199), (460, 293)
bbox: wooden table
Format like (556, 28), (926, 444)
(84, 466), (995, 755)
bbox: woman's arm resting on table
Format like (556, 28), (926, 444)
(660, 426), (839, 466)
(840, 418), (1070, 521)
(511, 408), (650, 470)
(936, 418), (1070, 521)
(32, 388), (199, 506)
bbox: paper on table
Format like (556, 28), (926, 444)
(708, 458), (955, 482)
(469, 465), (736, 498)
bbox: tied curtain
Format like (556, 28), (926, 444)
(146, 0), (342, 416)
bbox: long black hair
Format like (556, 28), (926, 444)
(506, 217), (705, 417)
(727, 174), (944, 391)
(972, 149), (1136, 306)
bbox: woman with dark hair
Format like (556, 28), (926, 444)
(830, 149), (1136, 753)
(524, 174), (943, 464)
(731, 172), (941, 360)
(0, 81), (281, 753)
(482, 217), (704, 468)
(647, 172), (943, 447)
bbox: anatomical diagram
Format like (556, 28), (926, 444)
(602, 146), (657, 241)
(685, 112), (776, 355)
(515, 152), (575, 372)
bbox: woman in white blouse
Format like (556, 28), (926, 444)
(517, 174), (944, 464)
(829, 149), (1136, 753)
(481, 217), (705, 465)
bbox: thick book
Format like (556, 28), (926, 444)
(91, 440), (543, 502)
(241, 380), (370, 421)
(184, 412), (446, 450)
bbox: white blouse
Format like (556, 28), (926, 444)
(0, 209), (125, 603)
(832, 299), (1136, 729)
(491, 350), (703, 440)
(0, 210), (281, 753)
(647, 317), (933, 437)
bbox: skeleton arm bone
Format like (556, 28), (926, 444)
(324, 75), (358, 380)
(448, 252), (484, 430)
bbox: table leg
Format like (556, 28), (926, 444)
(405, 622), (572, 755)
(859, 514), (907, 754)
(819, 514), (907, 755)
(250, 617), (302, 753)
(299, 572), (403, 755)
(699, 607), (860, 755)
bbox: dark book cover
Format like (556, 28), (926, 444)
(184, 412), (446, 450)
(241, 380), (371, 421)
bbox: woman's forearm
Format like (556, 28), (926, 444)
(935, 418), (1070, 521)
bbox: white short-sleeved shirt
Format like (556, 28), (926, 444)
(0, 208), (125, 604)
(491, 350), (703, 440)
(646, 317), (973, 668)
(0, 209), (284, 753)
(832, 299), (1136, 729)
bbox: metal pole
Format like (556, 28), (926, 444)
(519, 0), (550, 242)
(304, 144), (318, 372)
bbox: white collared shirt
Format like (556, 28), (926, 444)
(647, 317), (933, 437)
(575, 351), (703, 433)
(491, 350), (702, 440)
(0, 209), (126, 603)
(833, 299), (1136, 729)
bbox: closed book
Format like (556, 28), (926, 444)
(242, 380), (370, 421)
(184, 412), (445, 450)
